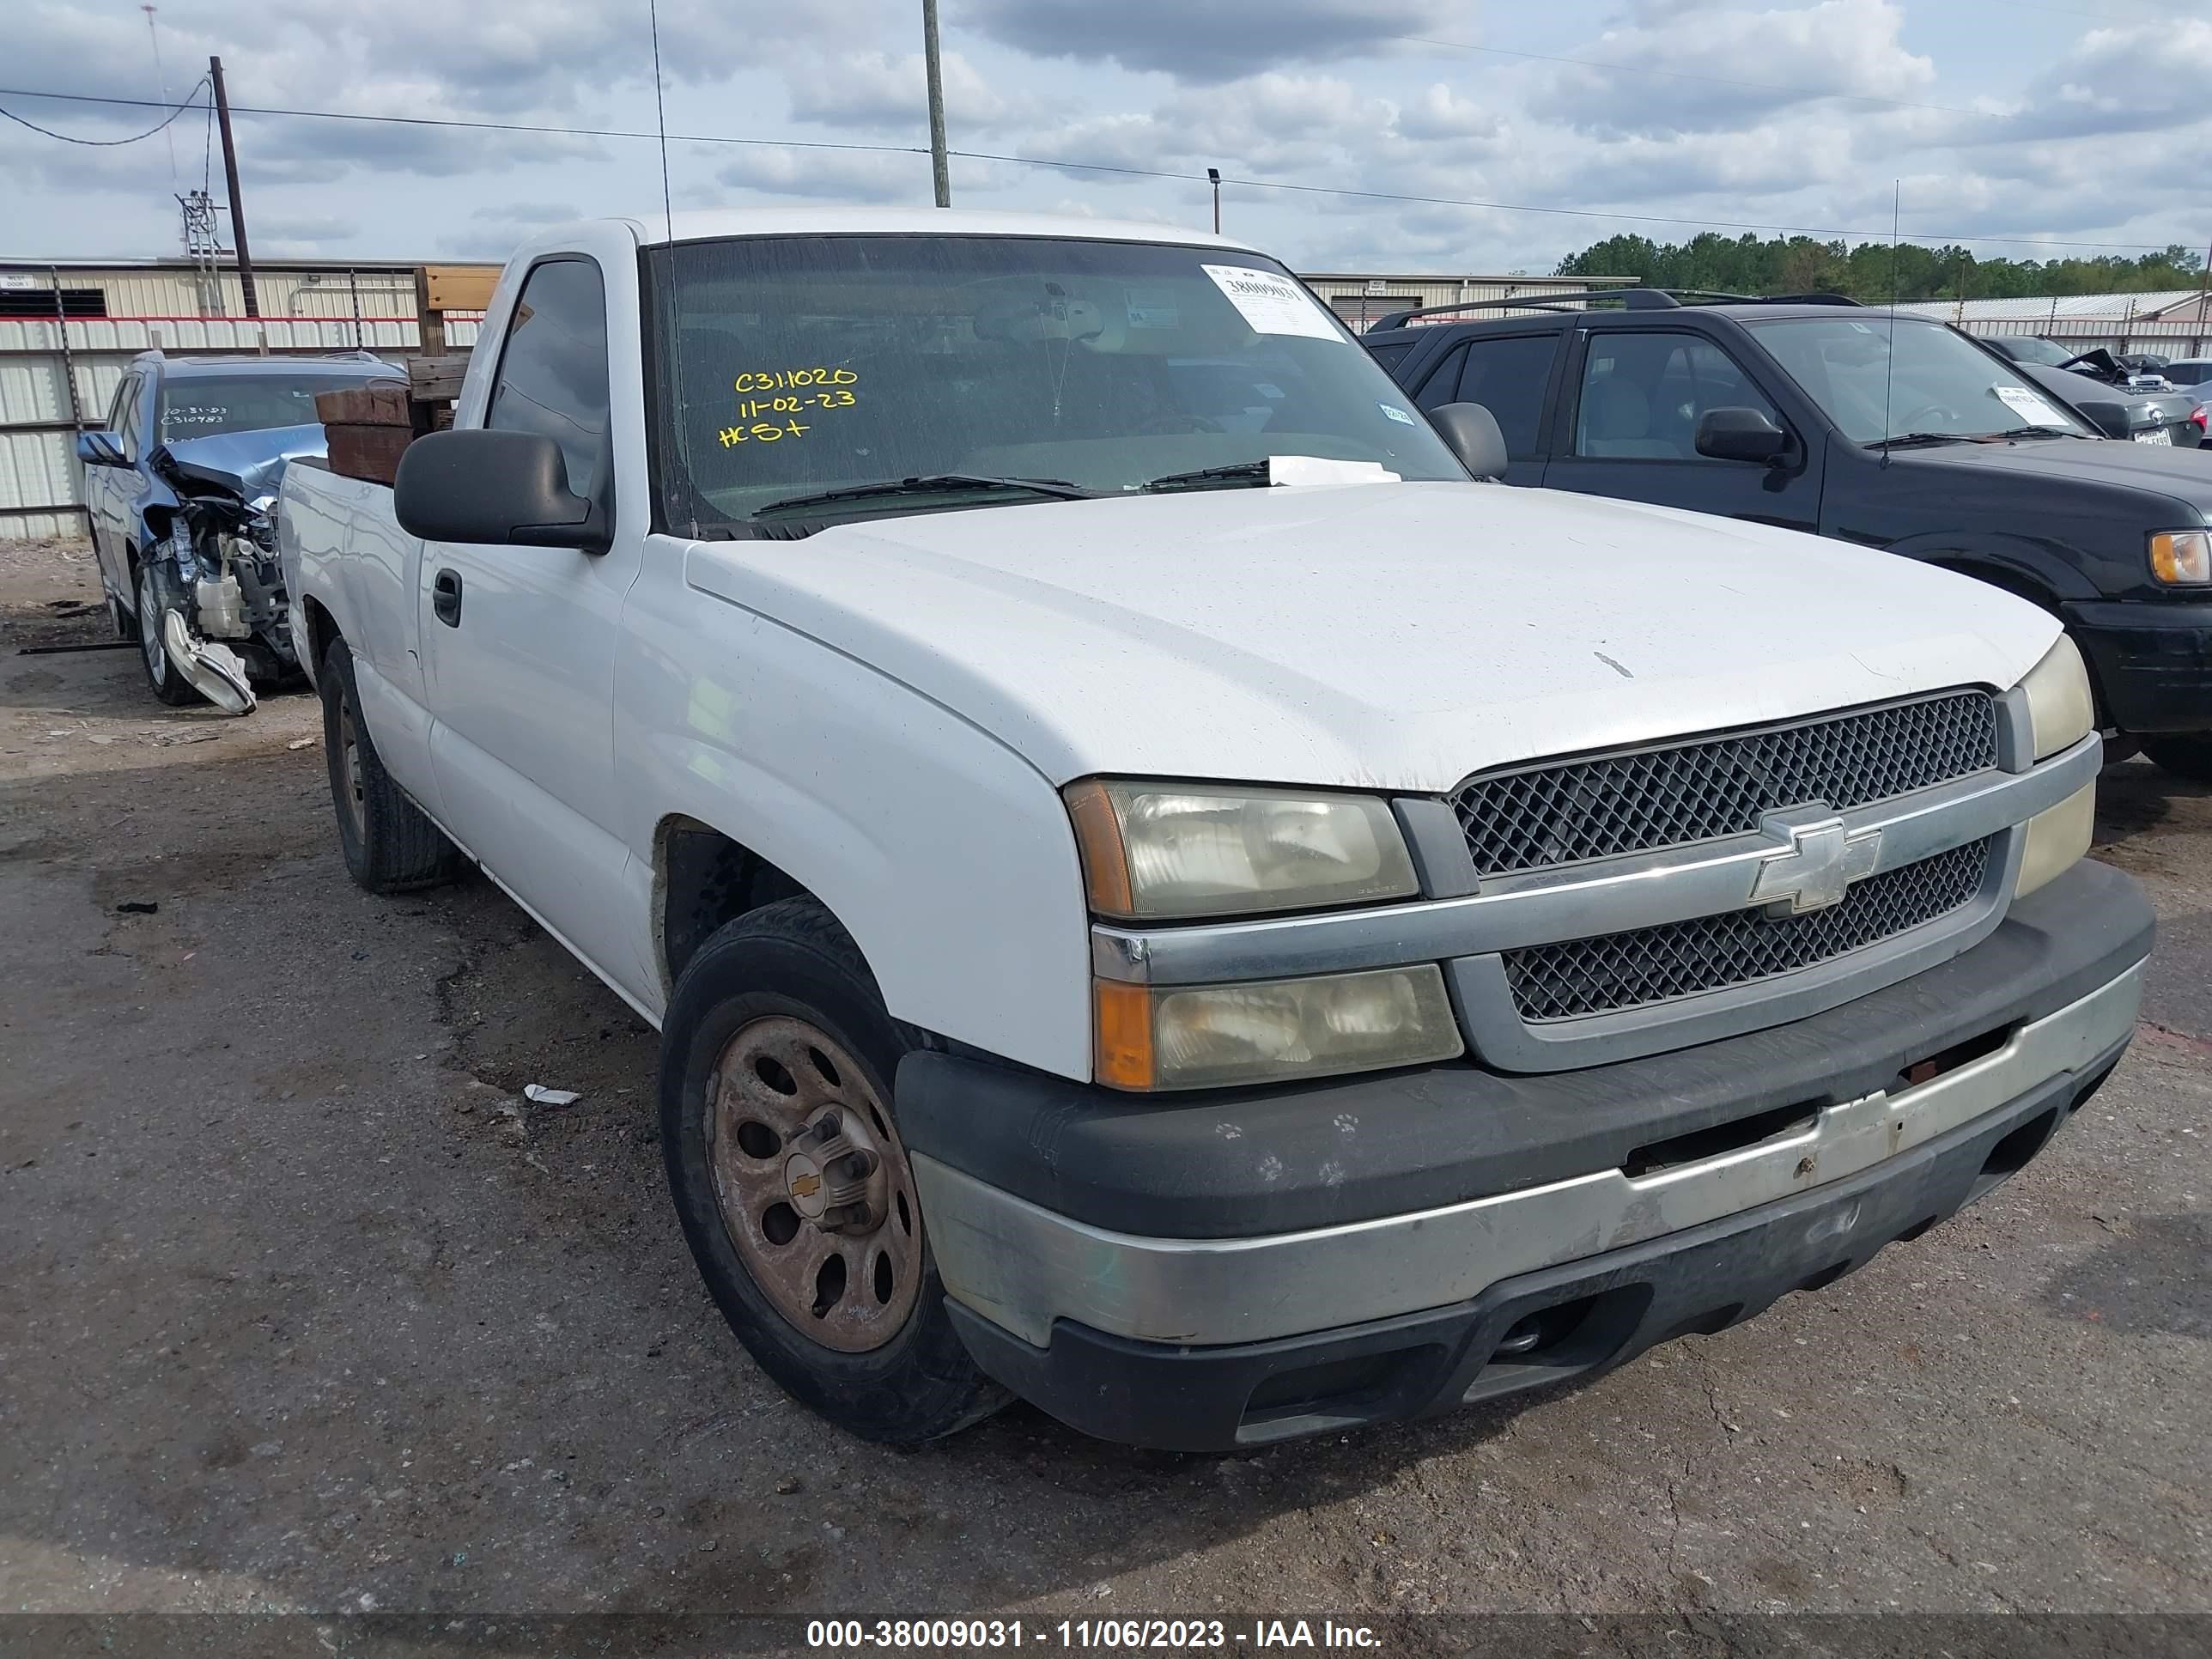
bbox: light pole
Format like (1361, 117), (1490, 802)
(922, 0), (951, 207)
(1208, 167), (1221, 234)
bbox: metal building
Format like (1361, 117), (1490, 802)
(1303, 272), (1638, 332)
(1894, 289), (2212, 356)
(0, 258), (494, 539)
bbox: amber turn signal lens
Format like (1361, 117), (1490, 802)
(1064, 779), (1136, 919)
(1093, 980), (1156, 1091)
(2150, 529), (2212, 585)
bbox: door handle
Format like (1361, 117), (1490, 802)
(432, 568), (463, 627)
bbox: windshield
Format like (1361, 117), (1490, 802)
(1745, 316), (2095, 443)
(159, 373), (380, 441)
(645, 234), (1462, 529)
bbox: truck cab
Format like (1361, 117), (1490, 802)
(281, 214), (2149, 1452)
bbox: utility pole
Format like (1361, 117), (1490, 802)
(143, 8), (178, 193)
(921, 0), (950, 207)
(210, 56), (258, 319)
(1208, 167), (1221, 234)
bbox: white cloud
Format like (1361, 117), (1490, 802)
(1, 0), (2204, 275)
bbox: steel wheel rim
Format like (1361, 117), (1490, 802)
(138, 569), (165, 682)
(706, 1014), (922, 1352)
(336, 692), (366, 841)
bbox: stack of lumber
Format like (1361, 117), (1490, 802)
(314, 355), (470, 486)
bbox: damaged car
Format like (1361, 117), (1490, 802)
(77, 351), (403, 713)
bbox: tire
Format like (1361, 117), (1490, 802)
(2144, 734), (2212, 783)
(659, 896), (1009, 1444)
(135, 558), (198, 706)
(319, 635), (464, 893)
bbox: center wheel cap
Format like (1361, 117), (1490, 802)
(782, 1105), (887, 1234)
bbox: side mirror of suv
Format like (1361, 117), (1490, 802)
(1428, 402), (1509, 480)
(394, 428), (610, 553)
(75, 430), (129, 468)
(1694, 408), (1791, 464)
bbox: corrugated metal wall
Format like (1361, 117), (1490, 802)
(1304, 275), (1638, 331)
(0, 264), (486, 539)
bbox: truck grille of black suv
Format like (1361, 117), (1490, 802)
(1453, 690), (1999, 878)
(1503, 836), (1995, 1024)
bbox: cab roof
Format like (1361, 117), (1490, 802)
(615, 205), (1263, 255)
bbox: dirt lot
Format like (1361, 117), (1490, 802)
(2, 538), (2208, 1647)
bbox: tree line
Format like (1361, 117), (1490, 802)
(1553, 232), (2208, 304)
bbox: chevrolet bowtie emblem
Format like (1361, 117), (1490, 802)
(1747, 809), (1883, 915)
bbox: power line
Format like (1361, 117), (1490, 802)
(0, 79), (206, 145)
(0, 83), (2194, 256)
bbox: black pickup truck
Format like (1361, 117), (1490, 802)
(1364, 291), (2212, 779)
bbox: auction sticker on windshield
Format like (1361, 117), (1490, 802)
(1992, 384), (2069, 427)
(1201, 265), (1343, 342)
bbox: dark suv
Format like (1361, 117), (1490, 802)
(1364, 291), (2212, 778)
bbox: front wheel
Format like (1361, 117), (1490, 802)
(136, 562), (197, 705)
(2144, 734), (2212, 783)
(659, 897), (1008, 1444)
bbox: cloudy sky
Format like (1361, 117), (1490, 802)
(5, 0), (2208, 274)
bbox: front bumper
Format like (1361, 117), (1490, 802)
(2063, 599), (2212, 734)
(901, 861), (2152, 1449)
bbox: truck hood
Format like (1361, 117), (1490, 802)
(682, 481), (2059, 792)
(149, 422), (327, 507)
(1885, 433), (2212, 507)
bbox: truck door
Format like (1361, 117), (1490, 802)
(84, 373), (144, 601)
(1540, 326), (1822, 533)
(416, 251), (646, 988)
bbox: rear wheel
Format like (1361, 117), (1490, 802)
(2144, 734), (2212, 783)
(319, 635), (464, 892)
(659, 897), (1008, 1444)
(135, 561), (197, 706)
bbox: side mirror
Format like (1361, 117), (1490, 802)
(1693, 407), (1790, 464)
(75, 430), (128, 468)
(393, 428), (608, 552)
(1428, 401), (1509, 480)
(2079, 403), (2131, 441)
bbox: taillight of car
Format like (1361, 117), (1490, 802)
(2194, 404), (2208, 434)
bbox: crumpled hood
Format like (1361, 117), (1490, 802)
(151, 422), (326, 507)
(682, 481), (2060, 792)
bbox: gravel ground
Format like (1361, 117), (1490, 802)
(1, 539), (2206, 1651)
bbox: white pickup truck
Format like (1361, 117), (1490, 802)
(281, 208), (2150, 1451)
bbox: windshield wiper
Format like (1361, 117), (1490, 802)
(752, 473), (1103, 518)
(1870, 432), (1972, 450)
(1140, 460), (1273, 493)
(1982, 425), (2090, 441)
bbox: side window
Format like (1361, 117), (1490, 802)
(1413, 343), (1470, 413)
(103, 374), (135, 436)
(1455, 335), (1560, 461)
(1364, 340), (1413, 374)
(1573, 331), (1779, 460)
(485, 258), (611, 501)
(116, 374), (149, 459)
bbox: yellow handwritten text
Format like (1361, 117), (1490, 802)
(734, 368), (860, 392)
(718, 419), (813, 447)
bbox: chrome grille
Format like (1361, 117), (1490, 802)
(1503, 837), (1994, 1024)
(1455, 691), (1998, 877)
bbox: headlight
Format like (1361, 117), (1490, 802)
(1065, 780), (1419, 921)
(2018, 635), (2094, 761)
(1094, 966), (1462, 1091)
(2149, 528), (2211, 585)
(2015, 782), (2094, 899)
